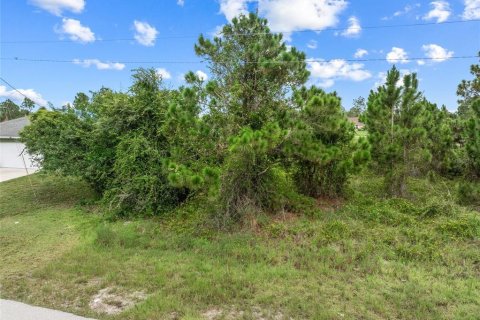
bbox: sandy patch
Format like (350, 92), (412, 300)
(89, 287), (146, 315)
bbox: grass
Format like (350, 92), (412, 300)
(0, 172), (479, 319)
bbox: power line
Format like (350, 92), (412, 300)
(0, 77), (47, 108)
(1, 19), (479, 44)
(1, 55), (478, 65)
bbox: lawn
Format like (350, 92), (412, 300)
(0, 173), (479, 319)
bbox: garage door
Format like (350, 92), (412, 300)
(0, 141), (36, 169)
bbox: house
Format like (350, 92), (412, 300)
(0, 117), (37, 169)
(348, 117), (365, 130)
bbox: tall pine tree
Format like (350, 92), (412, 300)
(366, 66), (429, 196)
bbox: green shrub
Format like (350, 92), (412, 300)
(420, 197), (459, 219)
(457, 181), (480, 207)
(437, 216), (480, 239)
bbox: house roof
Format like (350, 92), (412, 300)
(0, 117), (30, 139)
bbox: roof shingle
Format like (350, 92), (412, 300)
(0, 117), (30, 139)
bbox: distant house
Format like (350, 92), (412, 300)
(348, 117), (365, 130)
(0, 117), (37, 169)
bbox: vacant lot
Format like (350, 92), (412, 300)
(0, 173), (479, 319)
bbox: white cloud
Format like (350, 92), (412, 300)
(219, 0), (249, 21)
(156, 68), (172, 80)
(133, 21), (158, 46)
(463, 0), (480, 19)
(73, 59), (125, 70)
(195, 70), (208, 81)
(386, 47), (409, 64)
(0, 85), (47, 106)
(29, 0), (85, 16)
(177, 0), (185, 6)
(383, 3), (420, 20)
(354, 49), (368, 58)
(417, 60), (426, 65)
(307, 40), (317, 49)
(422, 44), (454, 62)
(308, 58), (372, 87)
(218, 0), (349, 34)
(56, 18), (95, 43)
(340, 16), (361, 37)
(423, 1), (451, 23)
(258, 0), (348, 33)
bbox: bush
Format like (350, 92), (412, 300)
(457, 181), (480, 207)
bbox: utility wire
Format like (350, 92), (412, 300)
(1, 55), (478, 65)
(0, 77), (47, 108)
(1, 19), (479, 44)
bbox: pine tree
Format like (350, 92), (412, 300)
(457, 52), (480, 118)
(366, 66), (429, 196)
(194, 12), (309, 134)
(287, 86), (369, 197)
(465, 99), (480, 179)
(457, 98), (480, 206)
(191, 13), (310, 219)
(423, 102), (459, 176)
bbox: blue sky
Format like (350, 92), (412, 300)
(1, 0), (479, 110)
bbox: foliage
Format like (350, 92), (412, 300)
(20, 109), (92, 177)
(183, 13), (364, 221)
(457, 181), (480, 208)
(0, 98), (32, 122)
(366, 66), (430, 196)
(455, 58), (480, 207)
(464, 99), (480, 179)
(20, 13), (479, 220)
(288, 86), (369, 197)
(423, 102), (463, 176)
(457, 52), (480, 118)
(22, 69), (190, 216)
(347, 96), (366, 117)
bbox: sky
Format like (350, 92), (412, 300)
(1, 0), (479, 111)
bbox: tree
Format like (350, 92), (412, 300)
(423, 102), (461, 176)
(347, 96), (366, 117)
(457, 99), (480, 206)
(20, 109), (92, 178)
(455, 58), (480, 206)
(190, 13), (369, 219)
(0, 99), (29, 122)
(22, 70), (189, 216)
(464, 99), (480, 179)
(457, 52), (480, 118)
(287, 86), (369, 197)
(366, 66), (429, 196)
(190, 13), (310, 220)
(194, 12), (309, 133)
(21, 97), (35, 112)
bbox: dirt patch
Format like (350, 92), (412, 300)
(202, 306), (291, 320)
(89, 287), (147, 315)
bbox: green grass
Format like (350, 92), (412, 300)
(0, 173), (479, 319)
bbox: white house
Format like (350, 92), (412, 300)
(0, 117), (37, 169)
